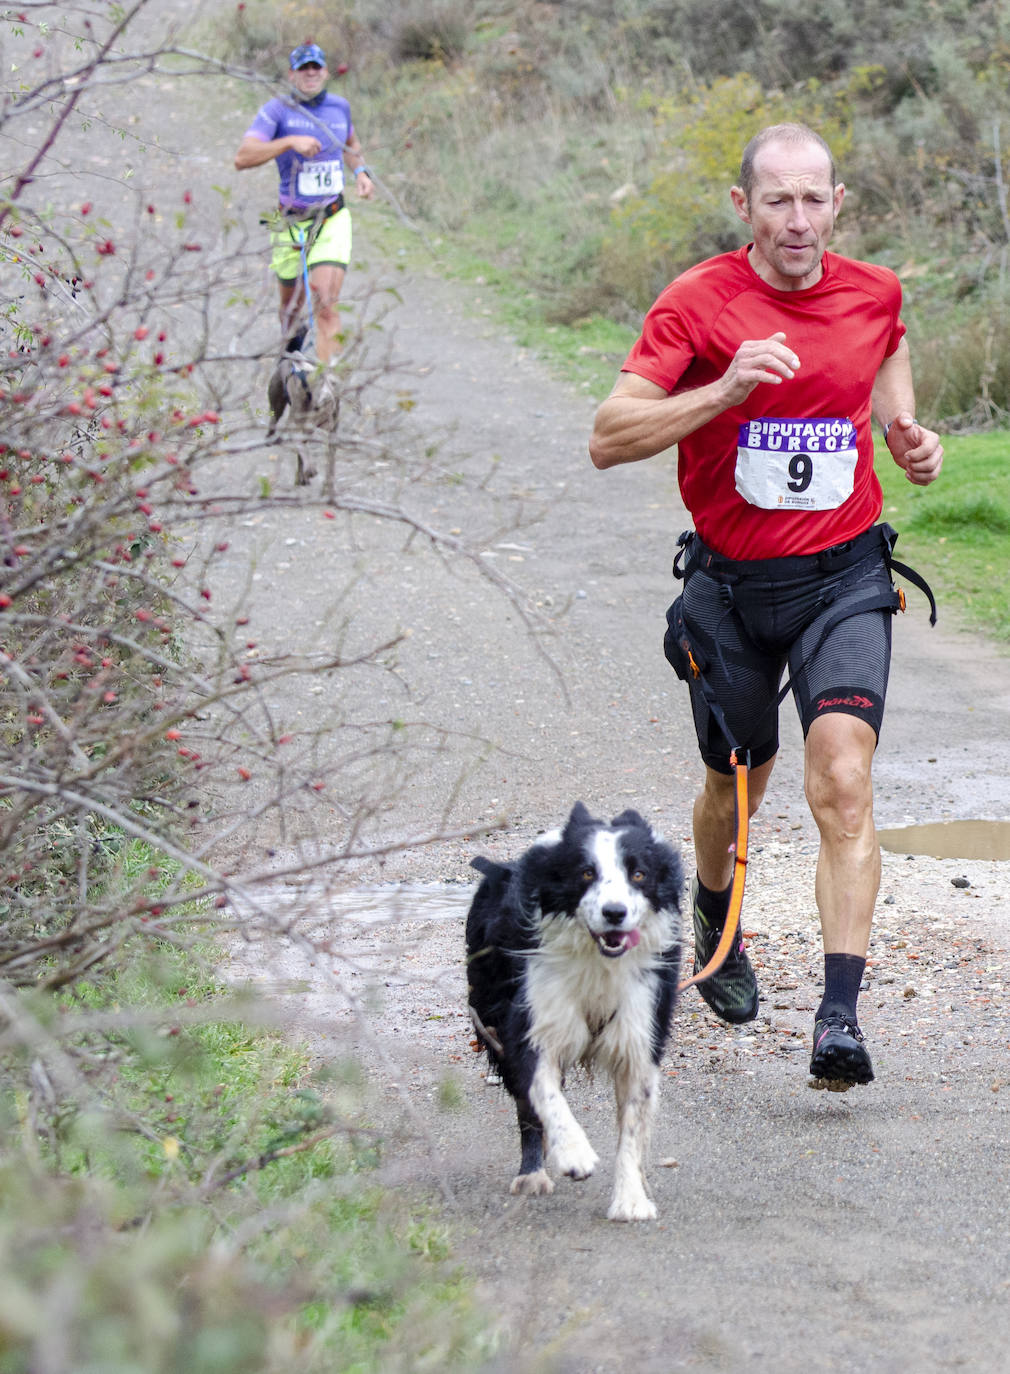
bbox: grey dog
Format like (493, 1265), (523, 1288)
(265, 331), (340, 488)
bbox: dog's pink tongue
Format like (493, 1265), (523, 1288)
(624, 929), (640, 949)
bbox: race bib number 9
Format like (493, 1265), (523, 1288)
(296, 159), (344, 198)
(735, 417), (858, 511)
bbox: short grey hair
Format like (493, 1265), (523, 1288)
(738, 124), (836, 202)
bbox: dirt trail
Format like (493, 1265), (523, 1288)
(29, 5), (1010, 1368)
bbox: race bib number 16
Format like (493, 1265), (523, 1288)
(296, 159), (344, 198)
(735, 417), (858, 511)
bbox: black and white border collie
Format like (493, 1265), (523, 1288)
(466, 802), (683, 1222)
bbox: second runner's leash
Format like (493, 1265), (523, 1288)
(296, 224), (315, 342)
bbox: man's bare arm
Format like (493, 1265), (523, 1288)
(234, 133), (320, 171)
(872, 340), (943, 486)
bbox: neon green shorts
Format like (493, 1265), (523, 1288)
(268, 207), (352, 283)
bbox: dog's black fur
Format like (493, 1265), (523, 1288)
(466, 802), (683, 1221)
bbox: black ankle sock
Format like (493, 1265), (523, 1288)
(816, 953), (866, 1022)
(695, 875), (732, 928)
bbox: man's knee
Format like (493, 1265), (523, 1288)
(804, 715), (875, 827)
(309, 266), (345, 308)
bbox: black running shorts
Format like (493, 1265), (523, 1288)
(669, 534), (895, 774)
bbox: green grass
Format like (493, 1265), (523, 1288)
(876, 431), (1010, 644)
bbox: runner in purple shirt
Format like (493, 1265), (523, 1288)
(234, 42), (374, 368)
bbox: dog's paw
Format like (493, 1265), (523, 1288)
(607, 1190), (657, 1222)
(510, 1169), (554, 1197)
(549, 1134), (599, 1181)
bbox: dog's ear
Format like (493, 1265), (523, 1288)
(610, 808), (647, 831)
(565, 801), (597, 832)
(471, 855), (512, 880)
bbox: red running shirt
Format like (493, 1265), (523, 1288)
(622, 246), (906, 559)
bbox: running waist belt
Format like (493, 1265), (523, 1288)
(279, 195), (345, 221)
(259, 196), (346, 235)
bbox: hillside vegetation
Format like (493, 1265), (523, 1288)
(229, 0), (1010, 430)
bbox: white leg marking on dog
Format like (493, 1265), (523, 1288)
(529, 1060), (598, 1180)
(607, 1061), (659, 1222)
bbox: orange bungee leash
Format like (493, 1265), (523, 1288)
(677, 750), (748, 994)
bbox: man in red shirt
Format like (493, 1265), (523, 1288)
(590, 124), (943, 1087)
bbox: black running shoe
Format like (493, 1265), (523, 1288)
(809, 1014), (874, 1087)
(691, 878), (758, 1024)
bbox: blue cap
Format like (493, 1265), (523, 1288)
(290, 42), (326, 69)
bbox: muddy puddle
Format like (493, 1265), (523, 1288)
(878, 819), (1010, 861)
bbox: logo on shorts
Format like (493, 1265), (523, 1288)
(816, 694), (874, 712)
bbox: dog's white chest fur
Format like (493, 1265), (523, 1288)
(525, 918), (668, 1072)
